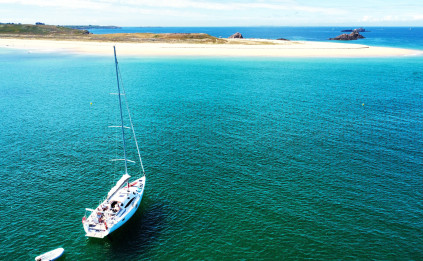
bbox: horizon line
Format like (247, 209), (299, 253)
(2, 22), (421, 28)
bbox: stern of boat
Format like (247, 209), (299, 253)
(85, 230), (109, 239)
(82, 214), (111, 239)
(83, 221), (110, 238)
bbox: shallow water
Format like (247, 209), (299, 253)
(0, 52), (422, 260)
(88, 26), (423, 50)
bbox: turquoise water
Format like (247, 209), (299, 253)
(89, 26), (423, 50)
(1, 51), (423, 260)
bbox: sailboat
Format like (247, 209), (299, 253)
(82, 47), (146, 238)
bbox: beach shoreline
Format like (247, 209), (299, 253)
(0, 38), (421, 57)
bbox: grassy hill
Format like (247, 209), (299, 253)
(88, 32), (226, 43)
(0, 24), (90, 36)
(0, 24), (226, 44)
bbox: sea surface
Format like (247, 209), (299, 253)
(0, 28), (423, 260)
(88, 26), (423, 50)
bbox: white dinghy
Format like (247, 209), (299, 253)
(82, 47), (146, 238)
(35, 247), (64, 261)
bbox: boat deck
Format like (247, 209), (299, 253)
(85, 231), (107, 238)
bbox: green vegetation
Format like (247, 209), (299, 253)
(63, 25), (121, 30)
(0, 24), (227, 44)
(0, 24), (90, 36)
(87, 32), (226, 44)
(0, 24), (283, 45)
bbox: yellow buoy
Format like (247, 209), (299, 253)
(90, 102), (93, 106)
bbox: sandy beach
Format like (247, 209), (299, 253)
(0, 38), (421, 57)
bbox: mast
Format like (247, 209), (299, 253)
(113, 46), (129, 175)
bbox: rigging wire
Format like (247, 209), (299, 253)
(117, 63), (146, 176)
(114, 47), (129, 175)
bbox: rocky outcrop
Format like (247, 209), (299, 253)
(329, 30), (365, 40)
(229, 32), (243, 39)
(276, 38), (290, 41)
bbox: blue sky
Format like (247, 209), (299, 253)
(1, 0), (422, 26)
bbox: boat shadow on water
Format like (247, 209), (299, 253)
(85, 195), (165, 258)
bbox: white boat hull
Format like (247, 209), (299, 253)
(83, 176), (146, 238)
(35, 247), (64, 261)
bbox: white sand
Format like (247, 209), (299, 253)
(0, 38), (421, 57)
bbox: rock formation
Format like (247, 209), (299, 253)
(229, 32), (243, 39)
(329, 30), (365, 40)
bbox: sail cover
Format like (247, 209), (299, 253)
(107, 173), (131, 200)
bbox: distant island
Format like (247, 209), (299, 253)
(1, 23), (419, 58)
(0, 24), (286, 45)
(63, 25), (121, 30)
(0, 23), (228, 44)
(341, 27), (369, 32)
(0, 23), (91, 36)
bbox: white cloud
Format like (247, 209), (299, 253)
(360, 14), (423, 23)
(412, 15), (423, 21)
(0, 0), (111, 10)
(0, 0), (342, 14)
(1, 0), (422, 26)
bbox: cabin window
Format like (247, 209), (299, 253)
(125, 197), (135, 208)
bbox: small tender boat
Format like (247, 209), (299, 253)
(82, 47), (146, 238)
(35, 247), (64, 261)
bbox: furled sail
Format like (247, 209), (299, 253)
(107, 174), (131, 200)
